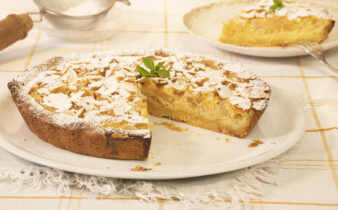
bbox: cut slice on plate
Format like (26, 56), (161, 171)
(219, 0), (335, 47)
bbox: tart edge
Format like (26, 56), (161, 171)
(8, 81), (151, 160)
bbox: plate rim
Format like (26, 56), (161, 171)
(183, 1), (338, 58)
(0, 85), (306, 180)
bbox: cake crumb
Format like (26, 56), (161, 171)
(24, 139), (27, 141)
(154, 121), (188, 132)
(249, 139), (263, 147)
(226, 138), (229, 143)
(216, 137), (220, 140)
(154, 162), (162, 166)
(131, 165), (152, 171)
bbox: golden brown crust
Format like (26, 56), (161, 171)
(8, 81), (151, 160)
(324, 20), (335, 41)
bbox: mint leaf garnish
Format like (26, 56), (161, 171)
(270, 0), (284, 10)
(154, 69), (170, 77)
(155, 62), (163, 71)
(136, 57), (170, 79)
(142, 57), (155, 71)
(136, 66), (153, 79)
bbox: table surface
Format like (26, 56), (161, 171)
(0, 0), (337, 209)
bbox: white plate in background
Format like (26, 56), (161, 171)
(183, 0), (338, 57)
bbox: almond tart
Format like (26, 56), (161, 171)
(8, 49), (270, 160)
(219, 0), (335, 47)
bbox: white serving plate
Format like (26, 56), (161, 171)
(0, 85), (305, 180)
(183, 1), (338, 57)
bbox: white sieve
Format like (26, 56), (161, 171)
(0, 0), (130, 50)
(32, 0), (130, 30)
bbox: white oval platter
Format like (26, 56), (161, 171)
(0, 85), (305, 180)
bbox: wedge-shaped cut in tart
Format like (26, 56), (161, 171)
(219, 0), (335, 47)
(8, 49), (270, 160)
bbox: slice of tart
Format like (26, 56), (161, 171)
(8, 49), (270, 160)
(219, 0), (335, 47)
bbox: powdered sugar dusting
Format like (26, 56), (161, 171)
(13, 49), (270, 136)
(61, 1), (106, 16)
(229, 96), (252, 110)
(239, 0), (333, 20)
(42, 93), (72, 112)
(17, 54), (150, 138)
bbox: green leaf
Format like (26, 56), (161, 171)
(270, 0), (284, 10)
(136, 58), (170, 79)
(155, 62), (164, 71)
(137, 65), (152, 78)
(142, 57), (155, 71)
(155, 68), (170, 77)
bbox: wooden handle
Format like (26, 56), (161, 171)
(0, 13), (33, 51)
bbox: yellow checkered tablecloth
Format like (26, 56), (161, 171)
(0, 0), (337, 209)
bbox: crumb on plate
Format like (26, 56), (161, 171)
(154, 121), (189, 132)
(131, 165), (152, 171)
(249, 139), (263, 147)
